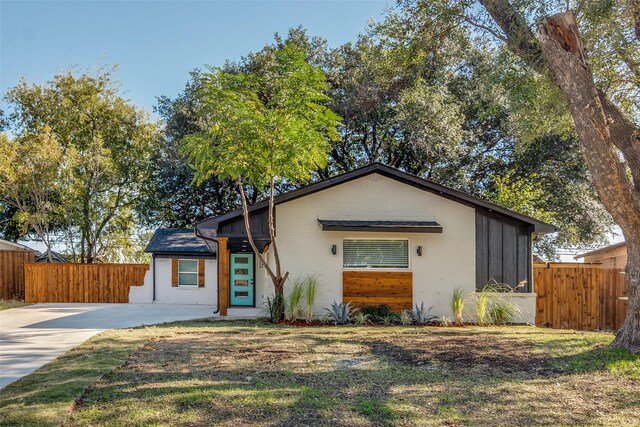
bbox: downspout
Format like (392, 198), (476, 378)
(152, 254), (156, 302)
(194, 228), (220, 315)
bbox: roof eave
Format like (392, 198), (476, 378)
(197, 163), (559, 234)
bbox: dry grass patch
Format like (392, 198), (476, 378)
(2, 321), (639, 426)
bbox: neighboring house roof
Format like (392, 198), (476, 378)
(197, 162), (557, 234)
(574, 241), (627, 260)
(0, 239), (37, 251)
(34, 250), (68, 263)
(145, 228), (215, 255)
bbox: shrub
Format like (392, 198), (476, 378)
(399, 310), (413, 326)
(475, 286), (492, 325)
(412, 302), (437, 325)
(439, 315), (453, 327)
(476, 280), (523, 325)
(266, 294), (286, 322)
(287, 279), (305, 320)
(360, 304), (392, 321)
(353, 311), (371, 325)
(490, 299), (521, 324)
(381, 313), (398, 326)
(325, 301), (354, 325)
(304, 275), (319, 321)
(451, 288), (466, 325)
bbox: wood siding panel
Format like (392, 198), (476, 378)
(343, 271), (412, 312)
(171, 258), (179, 287)
(198, 259), (205, 287)
(218, 237), (230, 316)
(535, 263), (626, 331)
(475, 211), (532, 292)
(0, 250), (34, 300)
(24, 263), (148, 303)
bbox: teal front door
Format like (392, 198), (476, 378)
(230, 253), (254, 306)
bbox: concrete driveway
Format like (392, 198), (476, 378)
(0, 303), (216, 389)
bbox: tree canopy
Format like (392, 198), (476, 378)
(181, 42), (341, 314)
(1, 67), (159, 262)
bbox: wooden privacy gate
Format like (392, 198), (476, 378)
(343, 271), (412, 312)
(24, 263), (149, 303)
(535, 263), (627, 330)
(0, 250), (35, 300)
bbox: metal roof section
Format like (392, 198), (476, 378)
(317, 219), (443, 233)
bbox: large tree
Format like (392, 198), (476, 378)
(3, 68), (159, 262)
(153, 25), (612, 259)
(139, 71), (240, 229)
(395, 0), (638, 351)
(324, 11), (613, 257)
(182, 42), (341, 319)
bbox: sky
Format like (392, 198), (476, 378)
(1, 0), (392, 114)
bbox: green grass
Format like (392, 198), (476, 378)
(0, 299), (28, 310)
(1, 321), (638, 426)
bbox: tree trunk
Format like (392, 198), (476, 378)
(616, 242), (640, 353)
(537, 11), (640, 353)
(237, 179), (288, 320)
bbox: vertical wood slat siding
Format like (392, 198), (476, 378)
(171, 259), (179, 287)
(343, 271), (412, 312)
(198, 259), (205, 287)
(0, 250), (34, 300)
(218, 237), (230, 316)
(535, 263), (627, 331)
(24, 263), (149, 303)
(475, 211), (532, 292)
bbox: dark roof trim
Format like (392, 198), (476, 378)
(197, 163), (557, 234)
(318, 219), (443, 233)
(145, 228), (214, 255)
(152, 253), (216, 258)
(574, 241), (627, 260)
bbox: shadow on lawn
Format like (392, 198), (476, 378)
(65, 331), (639, 427)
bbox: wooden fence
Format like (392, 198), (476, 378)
(24, 262), (149, 303)
(535, 263), (627, 331)
(0, 250), (35, 300)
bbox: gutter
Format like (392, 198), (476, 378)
(194, 228), (221, 315)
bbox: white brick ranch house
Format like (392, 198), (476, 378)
(130, 163), (556, 322)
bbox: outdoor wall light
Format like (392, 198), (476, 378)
(417, 246), (423, 256)
(331, 244), (337, 255)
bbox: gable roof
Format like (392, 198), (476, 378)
(574, 241), (627, 260)
(145, 228), (214, 255)
(34, 250), (68, 263)
(0, 239), (37, 251)
(197, 163), (556, 234)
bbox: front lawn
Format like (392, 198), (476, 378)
(1, 321), (638, 426)
(0, 299), (28, 311)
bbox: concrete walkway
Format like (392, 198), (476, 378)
(0, 303), (217, 389)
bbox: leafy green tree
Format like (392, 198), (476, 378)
(3, 67), (159, 262)
(182, 43), (341, 316)
(391, 0), (639, 350)
(140, 71), (240, 229)
(0, 131), (65, 261)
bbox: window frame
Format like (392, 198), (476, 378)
(341, 237), (411, 270)
(177, 258), (199, 287)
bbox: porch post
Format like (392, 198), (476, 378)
(218, 237), (230, 316)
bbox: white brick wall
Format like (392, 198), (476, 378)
(129, 257), (218, 305)
(273, 173), (477, 317)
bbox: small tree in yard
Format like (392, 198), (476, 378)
(182, 43), (341, 319)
